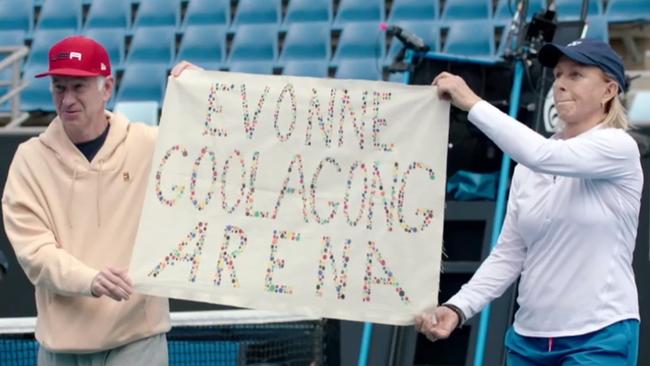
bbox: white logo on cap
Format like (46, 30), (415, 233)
(567, 40), (582, 47)
(70, 52), (82, 61)
(101, 63), (107, 71)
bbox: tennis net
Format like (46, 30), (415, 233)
(0, 310), (325, 366)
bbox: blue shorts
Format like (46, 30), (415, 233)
(504, 319), (639, 366)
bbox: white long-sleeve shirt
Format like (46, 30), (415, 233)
(447, 101), (643, 337)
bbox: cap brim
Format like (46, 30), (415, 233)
(538, 43), (596, 69)
(35, 68), (103, 78)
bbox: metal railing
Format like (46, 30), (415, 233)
(0, 45), (30, 128)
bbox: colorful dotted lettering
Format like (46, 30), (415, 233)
(214, 225), (247, 287)
(273, 84), (297, 142)
(220, 150), (246, 214)
(155, 145), (188, 207)
(203, 83), (233, 137)
(315, 237), (351, 299)
(148, 222), (208, 283)
(343, 161), (369, 227)
(310, 157), (341, 225)
(265, 230), (301, 295)
(189, 147), (218, 211)
(398, 162), (435, 233)
(363, 240), (410, 304)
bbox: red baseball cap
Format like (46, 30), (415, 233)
(35, 36), (111, 78)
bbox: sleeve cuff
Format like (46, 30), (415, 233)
(75, 267), (100, 297)
(442, 303), (467, 328)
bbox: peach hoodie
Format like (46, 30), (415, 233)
(2, 112), (170, 352)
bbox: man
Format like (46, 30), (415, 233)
(2, 36), (169, 365)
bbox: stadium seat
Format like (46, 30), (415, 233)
(0, 0), (33, 33)
(555, 0), (603, 20)
(335, 58), (382, 80)
(182, 0), (229, 28)
(333, 0), (384, 28)
(283, 0), (332, 28)
(37, 0), (82, 30)
(441, 0), (491, 21)
(279, 23), (331, 62)
(126, 26), (176, 66)
(115, 63), (168, 104)
(606, 0), (650, 22)
(227, 24), (278, 64)
(232, 0), (281, 27)
(385, 20), (439, 65)
(85, 0), (131, 30)
(114, 101), (159, 125)
(585, 16), (609, 41)
(494, 0), (545, 21)
(387, 71), (409, 83)
(24, 28), (77, 70)
(282, 60), (329, 78)
(83, 28), (126, 70)
(332, 22), (385, 65)
(176, 24), (227, 70)
(442, 20), (495, 58)
(228, 61), (275, 75)
(387, 0), (439, 22)
(629, 91), (650, 126)
(0, 30), (26, 47)
(20, 66), (55, 111)
(132, 0), (180, 28)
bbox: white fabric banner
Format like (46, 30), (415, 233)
(130, 70), (449, 325)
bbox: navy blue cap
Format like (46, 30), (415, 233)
(538, 38), (627, 92)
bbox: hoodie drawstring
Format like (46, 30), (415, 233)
(97, 159), (104, 227)
(66, 166), (78, 229)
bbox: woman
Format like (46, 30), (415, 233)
(417, 38), (642, 365)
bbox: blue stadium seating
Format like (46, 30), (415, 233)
(228, 61), (275, 75)
(585, 16), (609, 41)
(24, 28), (77, 70)
(283, 0), (332, 28)
(332, 22), (385, 65)
(83, 28), (126, 70)
(335, 58), (382, 80)
(232, 0), (281, 27)
(387, 0), (439, 22)
(21, 67), (55, 111)
(555, 0), (603, 20)
(441, 0), (491, 21)
(115, 63), (168, 103)
(37, 0), (82, 30)
(132, 0), (180, 28)
(114, 101), (159, 125)
(84, 0), (131, 30)
(227, 24), (278, 64)
(0, 0), (33, 33)
(333, 0), (384, 28)
(176, 24), (227, 70)
(442, 20), (495, 58)
(0, 30), (26, 47)
(282, 60), (329, 77)
(182, 0), (229, 28)
(279, 23), (331, 63)
(385, 20), (439, 65)
(387, 71), (409, 83)
(629, 91), (650, 126)
(126, 26), (176, 65)
(606, 0), (650, 22)
(494, 0), (545, 21)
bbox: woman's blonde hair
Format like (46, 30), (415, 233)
(600, 72), (631, 130)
